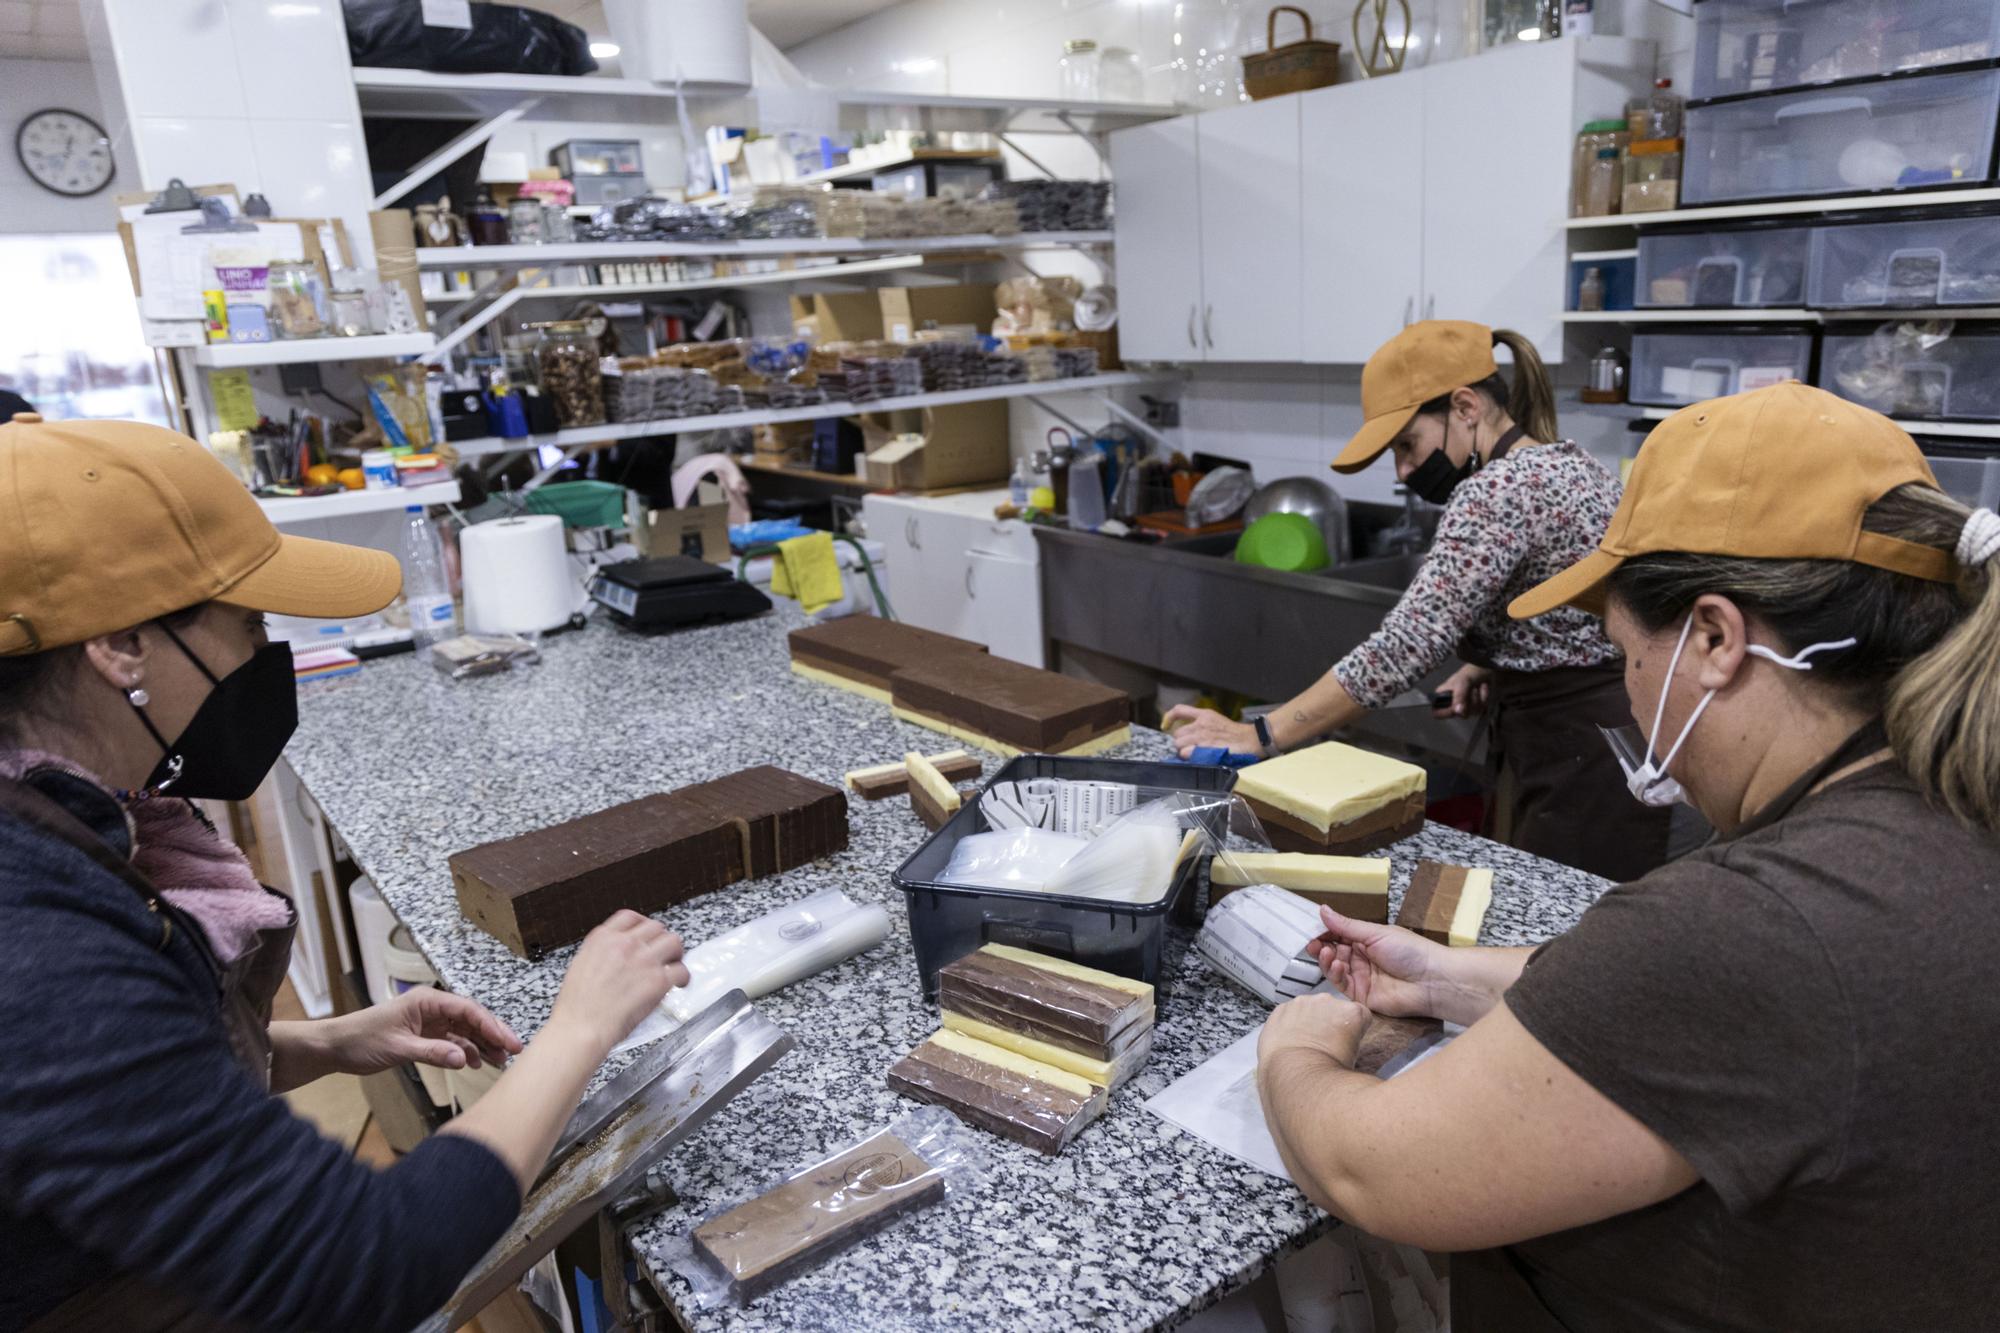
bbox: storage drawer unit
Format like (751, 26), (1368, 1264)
(1683, 68), (2000, 206)
(1821, 325), (2000, 420)
(1630, 330), (1816, 406)
(1637, 224), (1812, 308)
(1692, 0), (2000, 102)
(1808, 212), (2000, 308)
(1925, 451), (2000, 509)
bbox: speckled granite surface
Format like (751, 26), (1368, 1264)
(287, 603), (1611, 1332)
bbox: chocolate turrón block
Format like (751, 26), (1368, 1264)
(889, 654), (1130, 754)
(887, 1036), (1106, 1155)
(935, 946), (1153, 1052)
(789, 617), (986, 694)
(1247, 791), (1427, 857)
(846, 751), (983, 800)
(692, 1130), (944, 1301)
(1396, 860), (1493, 946)
(450, 766), (847, 959)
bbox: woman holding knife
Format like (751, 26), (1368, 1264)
(1166, 320), (1672, 882)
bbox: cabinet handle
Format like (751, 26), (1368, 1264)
(1425, 295), (1436, 320)
(965, 563), (977, 599)
(1187, 306), (1197, 349)
(906, 516), (921, 549)
(1403, 296), (1414, 328)
(1202, 305), (1214, 349)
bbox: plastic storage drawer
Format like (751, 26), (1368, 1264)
(1924, 451), (2000, 509)
(1820, 325), (2000, 420)
(1637, 225), (1813, 308)
(1692, 0), (2000, 102)
(1683, 68), (2000, 206)
(892, 755), (1236, 1001)
(1630, 331), (1815, 406)
(1808, 213), (2000, 308)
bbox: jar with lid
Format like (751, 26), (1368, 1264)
(1623, 138), (1683, 214)
(1577, 266), (1607, 312)
(1059, 39), (1101, 100)
(507, 197), (547, 245)
(468, 185), (509, 247)
(529, 320), (606, 427)
(266, 261), (325, 339)
(1098, 45), (1144, 101)
(328, 287), (372, 337)
(1571, 118), (1628, 216)
(1646, 78), (1683, 140)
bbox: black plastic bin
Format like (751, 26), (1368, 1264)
(892, 755), (1237, 1001)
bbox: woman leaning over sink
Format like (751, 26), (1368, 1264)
(1166, 320), (1672, 882)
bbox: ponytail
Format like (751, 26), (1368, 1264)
(1490, 329), (1560, 444)
(1608, 484), (2000, 836)
(1413, 328), (1561, 443)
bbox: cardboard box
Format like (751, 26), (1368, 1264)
(879, 283), (997, 342)
(636, 502), (730, 563)
(789, 292), (885, 343)
(860, 401), (1009, 491)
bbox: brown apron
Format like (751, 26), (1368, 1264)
(1484, 664), (1676, 883)
(1, 780), (295, 1333)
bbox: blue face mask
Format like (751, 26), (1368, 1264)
(1602, 617), (1859, 808)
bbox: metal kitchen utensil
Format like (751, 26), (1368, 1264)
(411, 991), (794, 1332)
(1244, 476), (1351, 565)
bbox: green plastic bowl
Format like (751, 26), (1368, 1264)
(1235, 511), (1330, 572)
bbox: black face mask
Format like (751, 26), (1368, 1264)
(1404, 418), (1527, 506)
(128, 624), (297, 801)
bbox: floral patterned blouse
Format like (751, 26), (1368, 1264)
(1332, 441), (1623, 708)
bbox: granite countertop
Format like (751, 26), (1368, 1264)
(287, 603), (1611, 1332)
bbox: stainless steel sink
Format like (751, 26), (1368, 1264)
(1158, 531), (1429, 592)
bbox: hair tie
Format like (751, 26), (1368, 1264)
(1959, 507), (2000, 569)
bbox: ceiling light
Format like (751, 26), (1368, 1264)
(895, 57), (939, 75)
(1516, 27), (1543, 40)
(590, 40), (620, 58)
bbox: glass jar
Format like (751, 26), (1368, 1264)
(1624, 138), (1683, 214)
(328, 288), (372, 337)
(542, 202), (575, 244)
(1059, 39), (1101, 100)
(1571, 119), (1628, 217)
(529, 320), (605, 427)
(1098, 45), (1144, 101)
(468, 185), (509, 247)
(507, 197), (547, 245)
(266, 260), (325, 339)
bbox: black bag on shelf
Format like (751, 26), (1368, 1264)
(343, 0), (598, 76)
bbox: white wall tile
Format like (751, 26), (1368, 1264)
(249, 119), (367, 221)
(133, 114), (259, 192)
(101, 0), (247, 120)
(228, 0), (362, 123)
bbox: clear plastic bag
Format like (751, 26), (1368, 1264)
(664, 1107), (987, 1308)
(938, 827), (1091, 890)
(888, 1029), (1110, 1155)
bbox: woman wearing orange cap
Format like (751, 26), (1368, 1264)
(1167, 321), (1674, 882)
(0, 415), (691, 1331)
(1256, 383), (2000, 1330)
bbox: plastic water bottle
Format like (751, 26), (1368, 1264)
(400, 505), (456, 652)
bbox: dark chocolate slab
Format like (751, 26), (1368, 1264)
(888, 655), (1129, 753)
(789, 618), (987, 692)
(886, 1040), (1100, 1155)
(936, 949), (1151, 1047)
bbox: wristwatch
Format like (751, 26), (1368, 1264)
(1252, 715), (1275, 756)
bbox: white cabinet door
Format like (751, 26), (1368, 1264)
(1420, 39), (1581, 363)
(963, 547), (1045, 668)
(1300, 74), (1427, 363)
(1110, 117), (1205, 362)
(864, 496), (971, 638)
(1195, 96), (1304, 362)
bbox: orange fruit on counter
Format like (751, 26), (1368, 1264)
(305, 463), (339, 487)
(337, 467), (366, 490)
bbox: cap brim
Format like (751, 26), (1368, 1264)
(1330, 405), (1418, 475)
(1508, 548), (1624, 621)
(220, 534), (403, 620)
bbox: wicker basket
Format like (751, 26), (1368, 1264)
(1242, 6), (1342, 101)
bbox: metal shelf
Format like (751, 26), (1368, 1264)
(186, 334), (434, 367)
(415, 232), (1112, 269)
(1564, 186), (2000, 230)
(423, 253), (927, 307)
(454, 372), (1172, 460)
(258, 480), (462, 524)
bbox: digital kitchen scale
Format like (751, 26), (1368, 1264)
(587, 556), (771, 632)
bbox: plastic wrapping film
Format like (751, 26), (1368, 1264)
(666, 1108), (987, 1308)
(935, 945), (1153, 1052)
(888, 1029), (1109, 1155)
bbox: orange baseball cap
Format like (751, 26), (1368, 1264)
(0, 413), (402, 656)
(1509, 382), (1955, 620)
(1331, 320), (1499, 474)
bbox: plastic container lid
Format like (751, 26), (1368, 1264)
(1235, 512), (1330, 573)
(1582, 119), (1628, 133)
(1629, 138), (1685, 155)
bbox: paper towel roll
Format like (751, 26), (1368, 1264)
(461, 515), (575, 635)
(348, 875), (398, 1009)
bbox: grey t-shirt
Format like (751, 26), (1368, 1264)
(1456, 724), (2000, 1332)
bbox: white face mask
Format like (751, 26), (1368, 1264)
(1602, 617), (1859, 808)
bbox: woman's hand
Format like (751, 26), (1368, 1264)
(1432, 664), (1493, 718)
(545, 910), (690, 1058)
(329, 989), (523, 1077)
(1258, 991), (1372, 1071)
(1310, 905), (1451, 1019)
(1162, 705), (1262, 758)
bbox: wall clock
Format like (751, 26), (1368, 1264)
(16, 108), (115, 198)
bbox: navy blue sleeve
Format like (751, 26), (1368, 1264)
(0, 851), (522, 1333)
